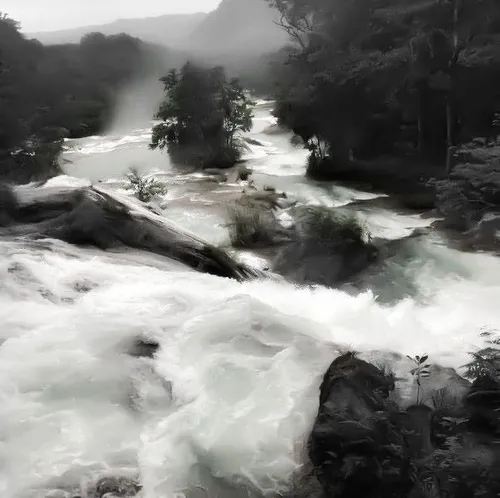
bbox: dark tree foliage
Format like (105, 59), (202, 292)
(267, 0), (500, 177)
(151, 62), (254, 169)
(0, 14), (166, 183)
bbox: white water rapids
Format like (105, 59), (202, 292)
(1, 101), (500, 498)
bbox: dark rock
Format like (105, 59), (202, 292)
(203, 168), (228, 182)
(93, 476), (140, 498)
(0, 183), (18, 225)
(405, 404), (434, 457)
(465, 375), (500, 437)
(307, 353), (413, 498)
(305, 156), (440, 211)
(237, 165), (252, 182)
(273, 206), (378, 287)
(434, 160), (500, 235)
(244, 137), (265, 147)
(128, 338), (160, 358)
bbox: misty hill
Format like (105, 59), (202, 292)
(28, 13), (206, 46)
(187, 0), (288, 56)
(29, 0), (288, 58)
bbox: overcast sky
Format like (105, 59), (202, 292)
(3, 0), (221, 33)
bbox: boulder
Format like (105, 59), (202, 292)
(0, 185), (262, 281)
(307, 353), (413, 498)
(203, 168), (228, 182)
(84, 476), (140, 498)
(434, 160), (500, 234)
(0, 183), (18, 226)
(465, 375), (500, 437)
(273, 206), (378, 287)
(128, 338), (160, 359)
(237, 165), (252, 181)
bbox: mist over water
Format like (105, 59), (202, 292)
(107, 78), (165, 133)
(2, 99), (500, 498)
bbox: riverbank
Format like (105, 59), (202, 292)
(305, 144), (500, 253)
(307, 154), (444, 211)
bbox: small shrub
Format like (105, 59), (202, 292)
(226, 202), (282, 248)
(124, 168), (167, 203)
(297, 206), (370, 245)
(464, 330), (500, 381)
(407, 354), (431, 404)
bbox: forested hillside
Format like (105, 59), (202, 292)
(29, 13), (206, 47)
(188, 0), (287, 56)
(0, 14), (171, 183)
(268, 0), (500, 175)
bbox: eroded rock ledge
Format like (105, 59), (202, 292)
(0, 183), (261, 280)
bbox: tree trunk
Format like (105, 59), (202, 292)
(417, 83), (427, 154)
(446, 0), (460, 172)
(445, 95), (455, 172)
(418, 106), (425, 153)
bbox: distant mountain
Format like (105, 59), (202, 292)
(187, 0), (288, 56)
(28, 0), (288, 58)
(28, 13), (206, 47)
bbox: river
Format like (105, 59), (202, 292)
(1, 101), (500, 498)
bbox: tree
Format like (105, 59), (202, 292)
(150, 62), (255, 169)
(0, 14), (170, 183)
(268, 0), (409, 173)
(268, 0), (500, 178)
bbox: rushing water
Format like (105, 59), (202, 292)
(1, 101), (500, 498)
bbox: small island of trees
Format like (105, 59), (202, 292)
(150, 62), (255, 170)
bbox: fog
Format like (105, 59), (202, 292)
(106, 78), (165, 133)
(5, 0), (220, 32)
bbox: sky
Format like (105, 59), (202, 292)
(2, 0), (221, 33)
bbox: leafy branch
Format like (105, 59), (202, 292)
(124, 168), (167, 203)
(464, 330), (500, 381)
(407, 354), (432, 404)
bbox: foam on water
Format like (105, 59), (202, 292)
(1, 232), (499, 497)
(3, 101), (499, 497)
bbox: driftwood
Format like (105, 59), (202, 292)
(0, 183), (261, 280)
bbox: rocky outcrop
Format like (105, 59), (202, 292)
(307, 353), (413, 498)
(465, 374), (500, 437)
(306, 156), (439, 211)
(273, 206), (378, 287)
(289, 352), (500, 498)
(0, 183), (261, 280)
(0, 183), (18, 225)
(433, 147), (500, 251)
(434, 160), (500, 230)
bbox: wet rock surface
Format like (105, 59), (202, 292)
(307, 353), (413, 498)
(288, 352), (500, 498)
(0, 183), (262, 280)
(273, 206), (378, 287)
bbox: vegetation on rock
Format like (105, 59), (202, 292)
(290, 346), (500, 498)
(226, 201), (283, 248)
(124, 168), (167, 203)
(273, 206), (377, 286)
